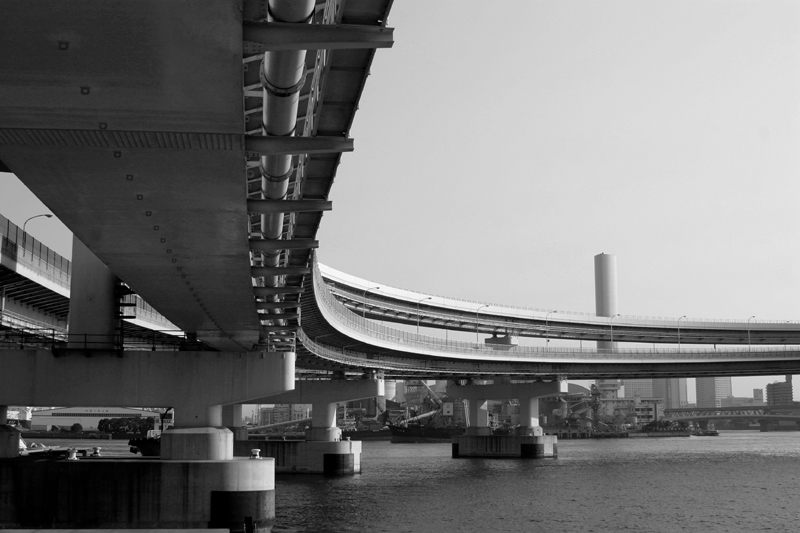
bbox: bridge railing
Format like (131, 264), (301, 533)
(0, 308), (66, 332)
(0, 329), (194, 351)
(0, 214), (71, 291)
(312, 260), (800, 363)
(321, 263), (800, 330)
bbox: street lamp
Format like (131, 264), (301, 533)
(476, 304), (490, 343)
(21, 213), (52, 257)
(416, 296), (431, 334)
(609, 313), (621, 346)
(747, 315), (756, 351)
(545, 309), (556, 335)
(362, 285), (380, 320)
(677, 315), (687, 353)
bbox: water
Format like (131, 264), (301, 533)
(29, 433), (800, 531)
(274, 432), (800, 532)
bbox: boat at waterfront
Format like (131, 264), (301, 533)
(128, 429), (161, 456)
(341, 426), (391, 441)
(388, 422), (464, 443)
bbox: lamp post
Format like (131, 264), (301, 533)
(677, 315), (687, 353)
(362, 285), (380, 320)
(416, 296), (431, 334)
(476, 304), (490, 343)
(609, 313), (621, 346)
(545, 310), (556, 348)
(747, 315), (756, 352)
(21, 213), (53, 257)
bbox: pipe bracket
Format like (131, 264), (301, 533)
(260, 60), (308, 97)
(259, 164), (294, 184)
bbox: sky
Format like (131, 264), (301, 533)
(2, 0), (799, 399)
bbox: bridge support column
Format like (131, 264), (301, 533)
(518, 395), (543, 436)
(67, 238), (117, 349)
(0, 349), (294, 530)
(236, 377), (383, 475)
(223, 404), (249, 441)
(306, 401), (342, 442)
(0, 406), (20, 459)
(449, 380), (561, 459)
(465, 399), (491, 436)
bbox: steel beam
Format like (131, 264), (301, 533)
(262, 325), (298, 333)
(250, 239), (318, 252)
(256, 302), (300, 310)
(243, 22), (394, 52)
(253, 287), (303, 297)
(251, 266), (310, 276)
(260, 313), (300, 322)
(245, 135), (353, 155)
(247, 199), (332, 214)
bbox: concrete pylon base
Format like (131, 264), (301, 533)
(305, 426), (342, 442)
(464, 427), (492, 436)
(161, 427), (233, 460)
(0, 457), (275, 531)
(452, 434), (558, 459)
(235, 438), (362, 475)
(0, 425), (20, 458)
(517, 426), (544, 437)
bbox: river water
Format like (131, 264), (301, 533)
(30, 432), (800, 532)
(274, 431), (800, 533)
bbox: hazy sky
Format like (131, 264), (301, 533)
(3, 0), (799, 398)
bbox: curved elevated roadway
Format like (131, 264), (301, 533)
(296, 258), (800, 380)
(320, 264), (800, 346)
(3, 1), (800, 381)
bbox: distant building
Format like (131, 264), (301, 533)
(31, 407), (160, 431)
(766, 376), (793, 406)
(753, 389), (764, 403)
(696, 377), (732, 408)
(721, 396), (765, 407)
(258, 404), (310, 426)
(622, 378), (686, 409)
(653, 378), (688, 409)
(632, 398), (663, 426)
(622, 379), (653, 399)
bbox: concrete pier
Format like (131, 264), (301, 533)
(447, 379), (564, 459)
(236, 378), (384, 474)
(0, 456), (275, 531)
(0, 348), (294, 530)
(452, 434), (557, 458)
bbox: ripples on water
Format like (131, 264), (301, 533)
(274, 432), (800, 532)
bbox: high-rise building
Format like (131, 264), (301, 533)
(695, 377), (732, 408)
(622, 379), (653, 399)
(766, 376), (793, 406)
(622, 379), (687, 409)
(753, 389), (764, 403)
(653, 378), (688, 409)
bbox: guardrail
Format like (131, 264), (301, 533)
(311, 258), (800, 364)
(0, 329), (195, 351)
(321, 263), (800, 329)
(0, 214), (71, 290)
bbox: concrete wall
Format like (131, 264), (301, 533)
(0, 350), (295, 427)
(0, 458), (275, 530)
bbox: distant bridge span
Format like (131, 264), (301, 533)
(663, 406), (800, 423)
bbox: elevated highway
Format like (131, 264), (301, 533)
(321, 264), (800, 346)
(295, 257), (800, 380)
(0, 0), (393, 351)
